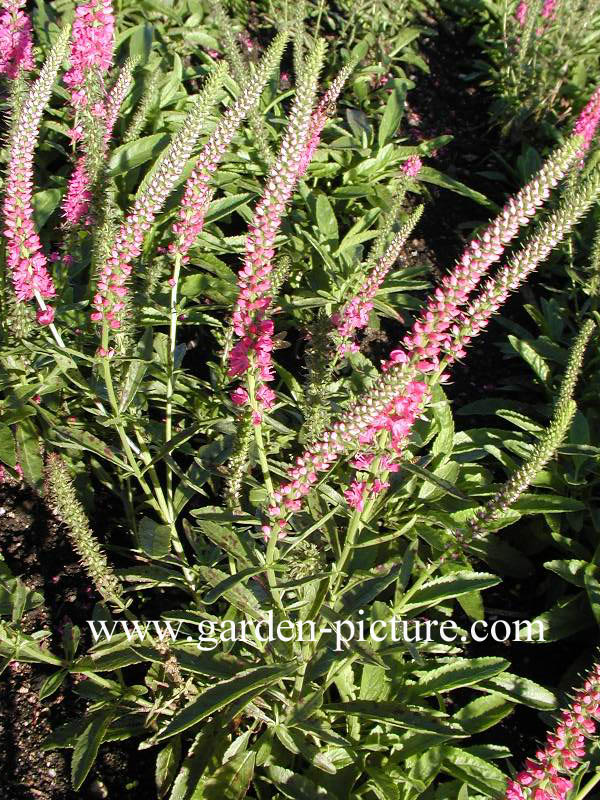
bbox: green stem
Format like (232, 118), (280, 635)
(165, 250), (182, 528)
(575, 771), (600, 800)
(247, 372), (282, 609)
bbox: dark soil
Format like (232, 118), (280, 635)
(0, 480), (157, 800)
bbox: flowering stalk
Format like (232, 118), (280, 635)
(264, 166), (600, 534)
(0, 0), (33, 78)
(387, 137), (581, 374)
(63, 0), (114, 106)
(123, 69), (160, 143)
(45, 453), (123, 606)
(161, 34), (287, 522)
(63, 59), (136, 226)
(90, 62), (227, 334)
(2, 26), (71, 344)
(504, 659), (600, 800)
(210, 0), (274, 164)
(332, 206), (423, 355)
(466, 320), (593, 539)
(297, 60), (355, 179)
(227, 40), (326, 420)
(169, 31), (288, 264)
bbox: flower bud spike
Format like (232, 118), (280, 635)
(91, 61), (228, 333)
(210, 0), (275, 164)
(171, 30), (288, 262)
(45, 454), (123, 606)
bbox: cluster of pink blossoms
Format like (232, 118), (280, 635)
(505, 662), (600, 800)
(63, 64), (133, 227)
(0, 0), (33, 78)
(266, 380), (428, 531)
(541, 0), (557, 19)
(63, 160), (94, 227)
(64, 0), (114, 106)
(343, 380), (428, 512)
(515, 0), (555, 27)
(573, 86), (600, 157)
(333, 209), (422, 355)
(401, 155), (423, 178)
(61, 0), (116, 226)
(515, 1), (528, 26)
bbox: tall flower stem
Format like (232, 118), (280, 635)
(165, 250), (182, 526)
(99, 322), (165, 516)
(247, 372), (282, 609)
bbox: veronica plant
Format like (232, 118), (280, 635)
(1, 3), (600, 798)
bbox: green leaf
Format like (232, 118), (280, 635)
(0, 424), (16, 468)
(118, 328), (153, 413)
(107, 133), (170, 177)
(15, 418), (43, 491)
(157, 664), (293, 740)
(418, 167), (494, 208)
(203, 566), (268, 604)
(33, 188), (62, 229)
(39, 669), (68, 700)
(378, 79), (407, 147)
(267, 766), (329, 799)
(410, 658), (509, 697)
(584, 564), (600, 625)
(508, 336), (551, 383)
(455, 694), (514, 733)
(197, 566), (263, 619)
(48, 426), (132, 471)
(544, 559), (587, 587)
(138, 516), (171, 558)
(529, 592), (594, 641)
(315, 194), (339, 242)
(441, 747), (507, 797)
(71, 709), (115, 790)
(205, 193), (252, 225)
(157, 737), (182, 799)
(399, 573), (500, 613)
(512, 494), (585, 513)
(324, 703), (465, 736)
(477, 673), (557, 709)
(203, 751), (256, 800)
(194, 520), (256, 567)
(398, 460), (469, 500)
